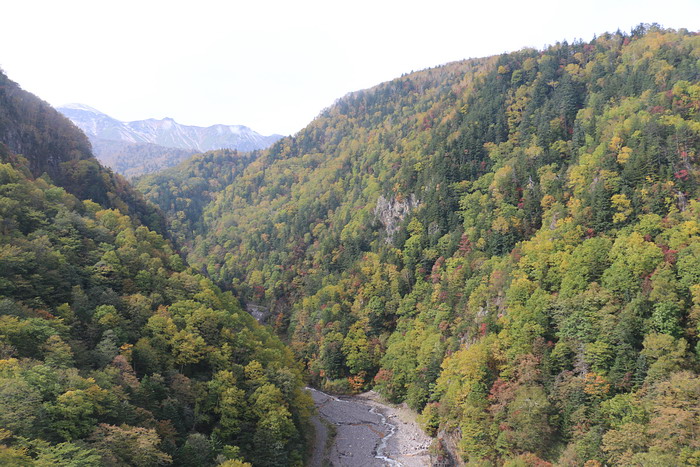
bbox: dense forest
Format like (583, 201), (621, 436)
(138, 25), (700, 465)
(0, 71), (311, 466)
(136, 150), (259, 250)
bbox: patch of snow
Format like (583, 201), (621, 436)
(59, 103), (105, 114)
(58, 105), (282, 152)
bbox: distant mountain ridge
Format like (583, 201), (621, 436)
(59, 103), (283, 152)
(58, 104), (282, 177)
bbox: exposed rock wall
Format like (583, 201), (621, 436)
(374, 194), (420, 242)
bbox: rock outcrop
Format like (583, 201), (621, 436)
(374, 194), (420, 242)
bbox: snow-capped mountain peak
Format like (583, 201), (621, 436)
(57, 104), (283, 153)
(59, 103), (106, 115)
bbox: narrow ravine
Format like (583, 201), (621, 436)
(307, 388), (432, 466)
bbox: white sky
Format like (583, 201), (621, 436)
(1, 0), (698, 136)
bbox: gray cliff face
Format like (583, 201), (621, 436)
(374, 194), (420, 242)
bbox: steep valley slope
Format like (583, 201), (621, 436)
(139, 26), (700, 465)
(0, 69), (311, 466)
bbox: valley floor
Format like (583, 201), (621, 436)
(308, 388), (432, 466)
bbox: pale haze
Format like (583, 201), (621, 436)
(2, 0), (698, 136)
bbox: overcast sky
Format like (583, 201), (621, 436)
(1, 0), (698, 136)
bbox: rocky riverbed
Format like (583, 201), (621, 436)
(308, 388), (432, 466)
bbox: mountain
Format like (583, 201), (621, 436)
(59, 103), (283, 152)
(139, 25), (700, 465)
(0, 70), (310, 466)
(58, 104), (282, 178)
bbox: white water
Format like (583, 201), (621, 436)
(369, 405), (402, 466)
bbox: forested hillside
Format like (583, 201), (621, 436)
(0, 70), (310, 466)
(140, 26), (700, 464)
(136, 149), (258, 249)
(0, 73), (164, 233)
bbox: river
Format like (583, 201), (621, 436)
(307, 388), (432, 466)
